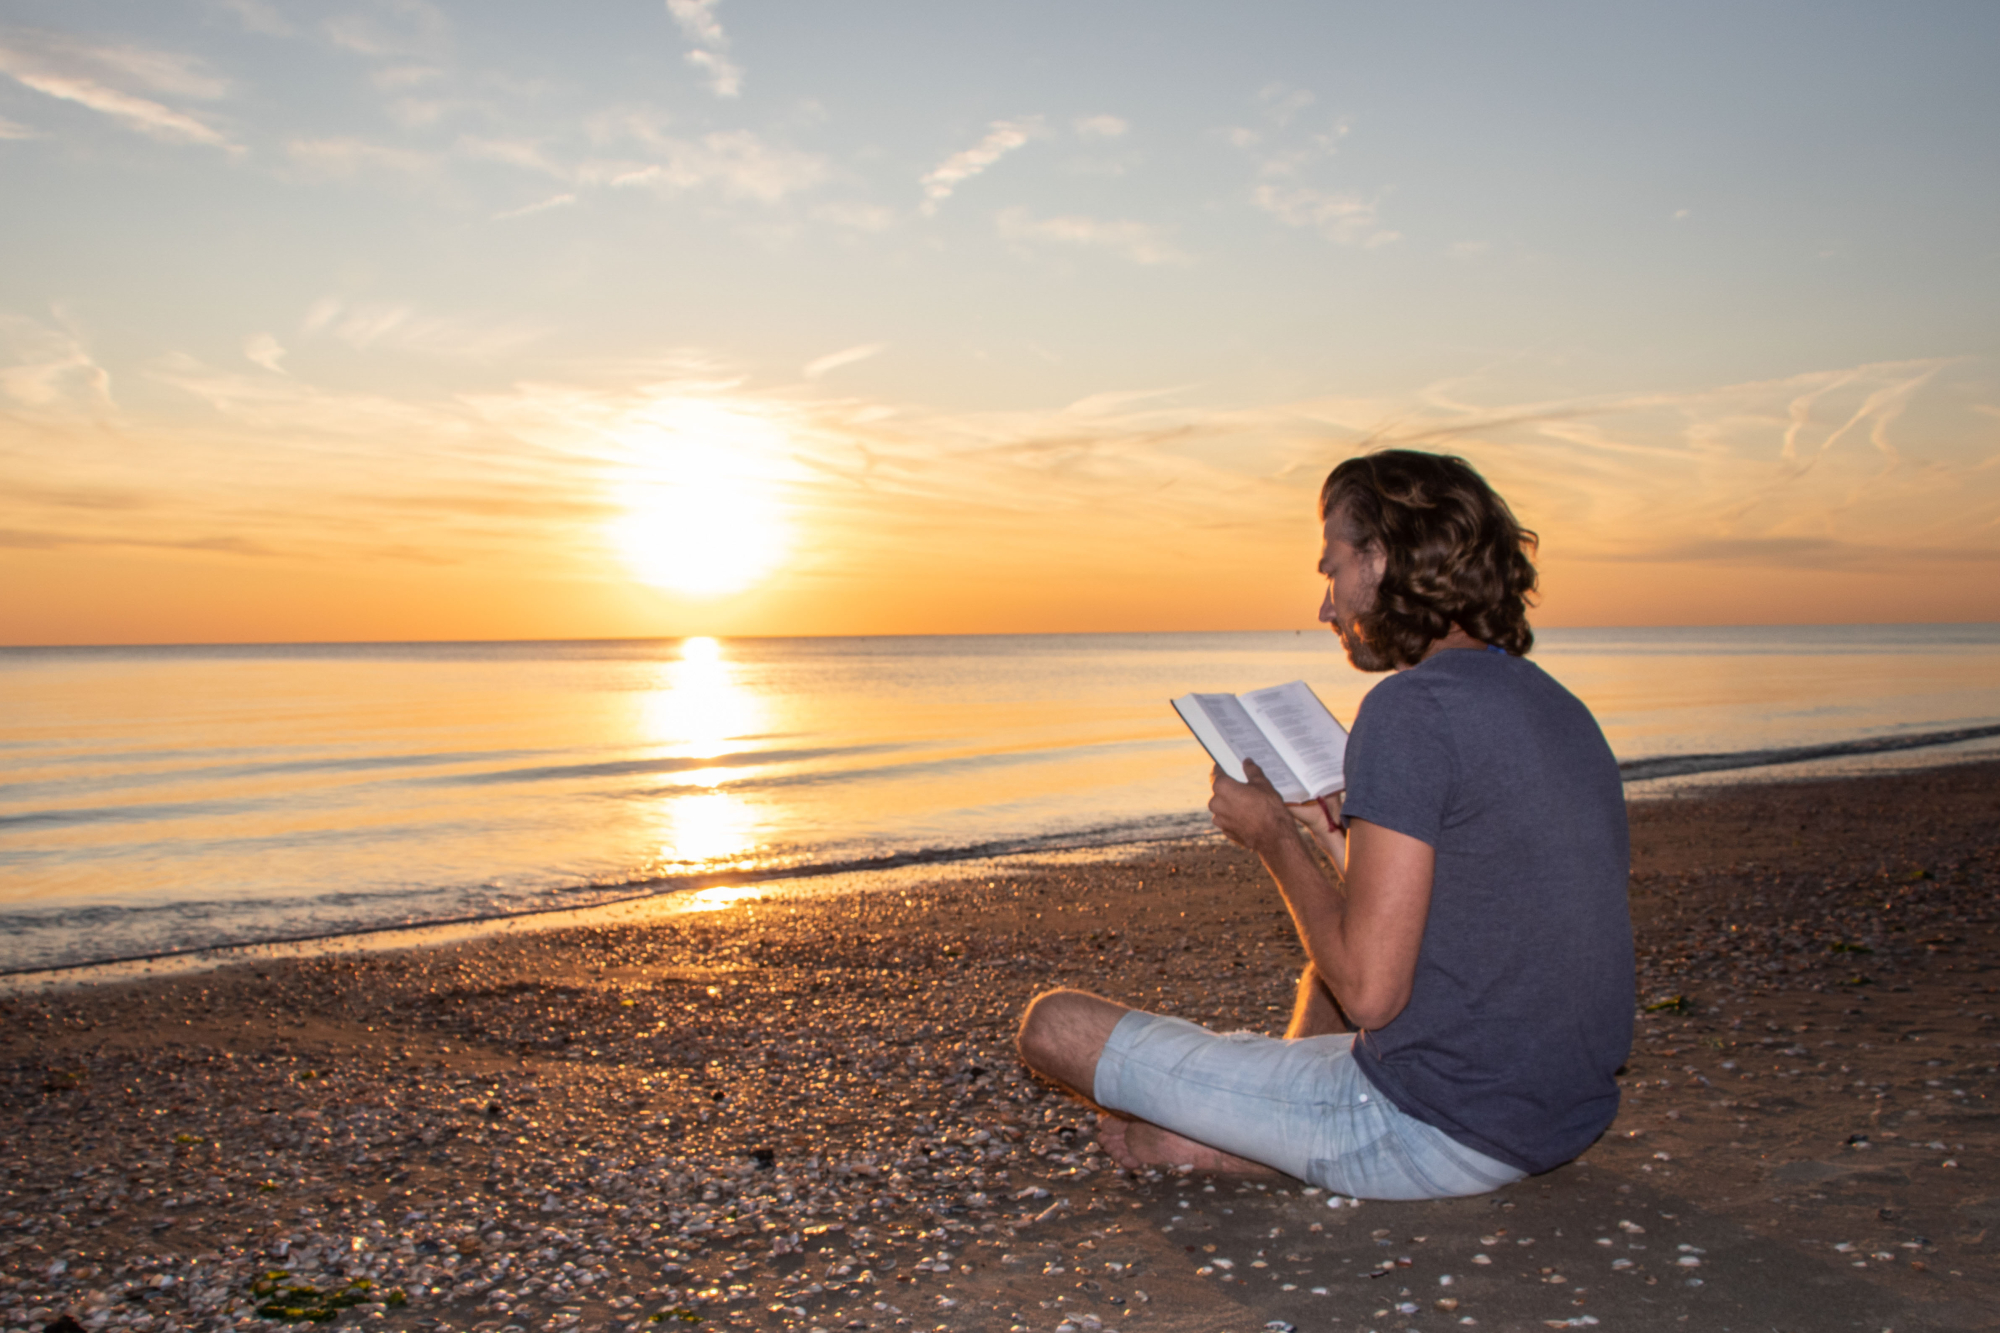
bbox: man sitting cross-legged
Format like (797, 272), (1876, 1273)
(1016, 449), (1633, 1199)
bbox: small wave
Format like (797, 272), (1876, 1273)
(0, 744), (893, 832)
(627, 735), (1185, 798)
(0, 811), (1212, 977)
(1619, 722), (2000, 782)
(412, 743), (894, 788)
(0, 745), (560, 804)
(0, 797), (244, 831)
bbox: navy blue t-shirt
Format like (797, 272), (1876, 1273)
(1341, 649), (1632, 1175)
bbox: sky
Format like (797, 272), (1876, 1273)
(2, 1), (1997, 644)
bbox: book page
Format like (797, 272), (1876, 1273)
(1171, 693), (1309, 802)
(1240, 680), (1347, 800)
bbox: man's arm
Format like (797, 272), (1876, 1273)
(1210, 761), (1434, 1031)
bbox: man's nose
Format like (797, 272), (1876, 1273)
(1318, 588), (1335, 622)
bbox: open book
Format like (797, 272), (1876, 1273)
(1172, 680), (1349, 805)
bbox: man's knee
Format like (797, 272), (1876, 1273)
(1017, 988), (1127, 1090)
(1016, 988), (1084, 1068)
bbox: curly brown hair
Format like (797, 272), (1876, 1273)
(1319, 450), (1539, 666)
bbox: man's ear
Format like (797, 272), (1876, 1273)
(1365, 544), (1388, 586)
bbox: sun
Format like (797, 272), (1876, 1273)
(607, 399), (792, 598)
(611, 481), (786, 597)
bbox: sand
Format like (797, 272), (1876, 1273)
(5, 758), (2000, 1333)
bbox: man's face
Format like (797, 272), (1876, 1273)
(1318, 504), (1393, 671)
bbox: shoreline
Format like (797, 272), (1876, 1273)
(0, 835), (1203, 991)
(12, 734), (2000, 989)
(4, 759), (2000, 1332)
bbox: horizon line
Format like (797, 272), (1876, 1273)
(5, 619), (2000, 653)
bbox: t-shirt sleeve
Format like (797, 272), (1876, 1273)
(1339, 675), (1456, 848)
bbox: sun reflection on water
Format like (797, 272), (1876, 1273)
(641, 636), (762, 870)
(642, 636), (760, 763)
(681, 883), (769, 913)
(655, 789), (753, 867)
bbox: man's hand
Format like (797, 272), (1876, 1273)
(1208, 760), (1294, 852)
(1210, 762), (1346, 870)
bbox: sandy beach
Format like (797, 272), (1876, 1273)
(6, 758), (2000, 1333)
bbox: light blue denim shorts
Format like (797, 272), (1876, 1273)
(1093, 1010), (1526, 1200)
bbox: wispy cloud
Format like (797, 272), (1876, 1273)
(665, 0), (742, 98)
(1378, 359), (2000, 573)
(920, 118), (1041, 214)
(457, 135), (566, 177)
(0, 526), (285, 558)
(1799, 370), (1935, 468)
(287, 136), (437, 179)
(384, 95), (480, 129)
(243, 333), (288, 374)
(355, 63), (492, 129)
(1074, 114), (1128, 139)
(0, 31), (235, 148)
(811, 200), (897, 231)
(492, 192), (576, 221)
(588, 122), (826, 202)
(1586, 534), (2000, 570)
(1230, 91), (1397, 248)
(803, 343), (885, 380)
(0, 314), (113, 408)
(1059, 387), (1189, 417)
(767, 355), (1996, 582)
(0, 115), (38, 139)
(1256, 83), (1316, 126)
(0, 354), (598, 574)
(299, 298), (547, 358)
(42, 36), (228, 100)
(1252, 184), (1397, 247)
(210, 0), (294, 38)
(323, 1), (450, 59)
(996, 208), (1189, 265)
(8, 74), (231, 147)
(373, 63), (444, 91)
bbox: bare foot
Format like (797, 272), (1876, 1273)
(1095, 1112), (1279, 1176)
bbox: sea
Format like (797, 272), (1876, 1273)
(4, 625), (1999, 976)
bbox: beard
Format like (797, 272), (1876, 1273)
(1333, 614), (1398, 673)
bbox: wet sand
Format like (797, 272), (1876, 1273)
(5, 759), (2000, 1333)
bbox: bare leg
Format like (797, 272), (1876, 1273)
(1017, 988), (1277, 1175)
(1286, 964), (1352, 1039)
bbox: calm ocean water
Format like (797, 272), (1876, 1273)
(4, 626), (1999, 973)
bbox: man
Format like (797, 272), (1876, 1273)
(1016, 450), (1632, 1198)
